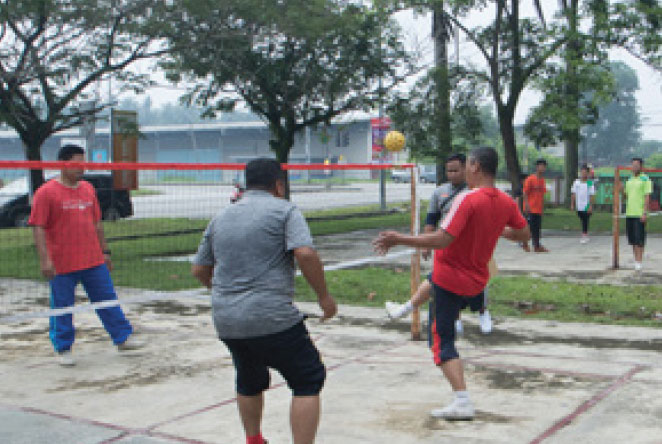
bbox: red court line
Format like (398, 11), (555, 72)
(0, 160), (415, 171)
(11, 405), (133, 433)
(529, 365), (646, 444)
(97, 433), (130, 444)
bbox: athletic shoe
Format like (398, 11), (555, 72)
(534, 246), (549, 253)
(57, 350), (75, 367)
(479, 310), (492, 334)
(580, 235), (589, 244)
(430, 398), (474, 420)
(117, 335), (145, 351)
(385, 301), (408, 319)
(521, 242), (530, 252)
(634, 262), (643, 272)
(455, 319), (464, 335)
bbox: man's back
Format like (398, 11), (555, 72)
(433, 187), (526, 295)
(194, 190), (314, 339)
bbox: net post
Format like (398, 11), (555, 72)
(613, 166), (621, 269)
(409, 165), (421, 341)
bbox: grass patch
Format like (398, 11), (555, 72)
(130, 188), (164, 197)
(296, 268), (662, 327)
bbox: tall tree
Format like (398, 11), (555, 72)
(0, 0), (166, 192)
(583, 62), (642, 165)
(388, 68), (489, 158)
(444, 1), (565, 190)
(163, 0), (412, 198)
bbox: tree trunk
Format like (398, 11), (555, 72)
(498, 107), (522, 192)
(23, 137), (47, 196)
(433, 3), (452, 185)
(563, 0), (580, 206)
(270, 131), (295, 201)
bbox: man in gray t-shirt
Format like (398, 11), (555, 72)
(192, 158), (336, 444)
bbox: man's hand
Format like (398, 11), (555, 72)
(104, 254), (113, 272)
(318, 294), (337, 321)
(641, 213), (647, 224)
(588, 205), (593, 215)
(422, 248), (432, 261)
(373, 231), (401, 255)
(40, 258), (56, 280)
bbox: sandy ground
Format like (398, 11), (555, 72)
(1, 232), (662, 443)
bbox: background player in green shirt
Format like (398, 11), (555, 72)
(622, 157), (652, 271)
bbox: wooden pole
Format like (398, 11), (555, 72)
(613, 167), (621, 269)
(410, 165), (421, 340)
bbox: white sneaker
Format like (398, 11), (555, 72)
(479, 310), (492, 334)
(455, 319), (463, 335)
(634, 262), (643, 272)
(385, 301), (410, 319)
(117, 335), (145, 351)
(580, 235), (589, 244)
(57, 350), (75, 367)
(430, 398), (475, 420)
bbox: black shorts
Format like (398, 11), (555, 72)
(626, 217), (646, 246)
(430, 284), (484, 365)
(221, 321), (326, 397)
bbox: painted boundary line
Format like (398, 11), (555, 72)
(528, 365), (646, 444)
(0, 249), (413, 324)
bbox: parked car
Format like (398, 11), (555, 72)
(0, 173), (133, 228)
(391, 169), (411, 183)
(419, 169), (437, 184)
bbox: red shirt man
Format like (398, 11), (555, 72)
(373, 147), (530, 421)
(432, 187), (527, 296)
(523, 159), (548, 252)
(29, 179), (105, 274)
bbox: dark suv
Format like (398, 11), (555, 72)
(0, 173), (133, 228)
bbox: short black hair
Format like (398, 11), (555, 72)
(535, 158), (547, 166)
(632, 157), (644, 165)
(57, 144), (85, 161)
(468, 147), (498, 176)
(446, 153), (466, 165)
(580, 163), (589, 172)
(245, 158), (285, 190)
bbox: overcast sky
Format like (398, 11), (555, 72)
(120, 5), (662, 141)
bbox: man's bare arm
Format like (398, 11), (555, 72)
(191, 265), (213, 289)
(373, 229), (455, 255)
(294, 246), (337, 321)
(32, 226), (55, 279)
(503, 226), (531, 242)
(95, 221), (112, 271)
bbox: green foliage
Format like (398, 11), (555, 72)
(0, 0), (165, 189)
(387, 68), (497, 159)
(646, 153), (662, 169)
(162, 0), (413, 169)
(583, 62), (642, 165)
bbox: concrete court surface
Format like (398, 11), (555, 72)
(2, 293), (662, 444)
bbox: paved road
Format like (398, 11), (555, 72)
(131, 182), (438, 219)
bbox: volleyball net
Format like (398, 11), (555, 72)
(0, 160), (424, 339)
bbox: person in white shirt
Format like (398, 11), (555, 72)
(570, 164), (596, 244)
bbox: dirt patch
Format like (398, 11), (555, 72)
(469, 366), (592, 392)
(49, 357), (231, 393)
(135, 300), (210, 316)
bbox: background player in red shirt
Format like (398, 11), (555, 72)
(523, 159), (548, 252)
(373, 147), (530, 420)
(29, 145), (142, 366)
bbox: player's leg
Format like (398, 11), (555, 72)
(477, 289), (492, 334)
(223, 337), (271, 444)
(49, 272), (79, 365)
(385, 278), (432, 319)
(79, 264), (135, 347)
(265, 322), (326, 444)
(430, 284), (474, 420)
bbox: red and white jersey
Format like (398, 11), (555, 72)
(432, 187), (527, 296)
